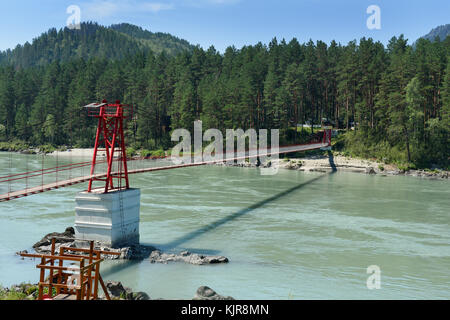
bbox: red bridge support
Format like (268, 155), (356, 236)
(85, 100), (130, 193)
(322, 127), (332, 147)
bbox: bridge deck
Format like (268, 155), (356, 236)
(0, 142), (328, 202)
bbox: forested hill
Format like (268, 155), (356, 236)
(0, 22), (194, 68)
(0, 30), (449, 168)
(419, 24), (450, 42)
(110, 23), (193, 54)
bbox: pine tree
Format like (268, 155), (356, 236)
(0, 67), (16, 139)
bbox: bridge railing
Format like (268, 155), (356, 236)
(0, 130), (330, 202)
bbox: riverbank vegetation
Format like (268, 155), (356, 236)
(0, 140), (66, 154)
(0, 24), (448, 169)
(0, 283), (38, 300)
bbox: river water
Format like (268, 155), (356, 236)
(0, 153), (449, 299)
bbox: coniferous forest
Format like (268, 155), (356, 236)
(0, 23), (449, 168)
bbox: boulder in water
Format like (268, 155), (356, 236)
(149, 250), (229, 265)
(105, 281), (150, 300)
(193, 286), (234, 300)
(365, 167), (376, 174)
(105, 281), (131, 298)
(127, 291), (150, 300)
(32, 227), (75, 250)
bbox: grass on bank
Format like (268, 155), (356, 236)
(331, 131), (449, 171)
(0, 140), (67, 154)
(0, 283), (39, 300)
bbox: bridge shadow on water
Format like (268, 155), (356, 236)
(102, 151), (337, 277)
(163, 150), (337, 250)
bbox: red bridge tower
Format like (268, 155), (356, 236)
(84, 100), (131, 193)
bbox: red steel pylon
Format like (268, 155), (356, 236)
(322, 127), (332, 146)
(85, 100), (131, 193)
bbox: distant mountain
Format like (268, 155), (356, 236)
(110, 23), (193, 55)
(0, 22), (194, 68)
(418, 24), (450, 42)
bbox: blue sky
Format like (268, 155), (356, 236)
(0, 0), (449, 52)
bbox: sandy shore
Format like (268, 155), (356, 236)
(49, 148), (448, 179)
(49, 148), (106, 158)
(275, 155), (384, 173)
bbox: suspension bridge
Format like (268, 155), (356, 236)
(0, 141), (329, 202)
(0, 100), (332, 203)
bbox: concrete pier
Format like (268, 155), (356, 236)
(74, 188), (140, 248)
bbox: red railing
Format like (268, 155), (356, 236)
(0, 130), (331, 202)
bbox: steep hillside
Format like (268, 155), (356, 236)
(419, 24), (450, 42)
(0, 22), (194, 68)
(110, 23), (193, 55)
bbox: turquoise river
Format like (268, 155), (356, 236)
(0, 152), (449, 299)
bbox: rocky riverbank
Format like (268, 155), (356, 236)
(10, 228), (233, 300)
(103, 282), (233, 300)
(220, 153), (449, 180)
(0, 281), (234, 300)
(275, 154), (449, 179)
(3, 146), (447, 180)
(19, 227), (230, 265)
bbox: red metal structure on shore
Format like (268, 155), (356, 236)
(84, 100), (131, 193)
(322, 126), (332, 146)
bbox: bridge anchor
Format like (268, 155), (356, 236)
(75, 188), (140, 248)
(74, 100), (140, 248)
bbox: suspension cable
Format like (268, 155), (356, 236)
(8, 151), (12, 197)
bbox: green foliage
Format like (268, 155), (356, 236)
(0, 283), (37, 300)
(138, 148), (166, 158)
(340, 131), (409, 164)
(42, 286), (57, 297)
(151, 149), (165, 157)
(38, 144), (56, 154)
(110, 23), (193, 56)
(126, 147), (137, 158)
(398, 163), (417, 172)
(25, 285), (38, 296)
(0, 22), (193, 68)
(0, 290), (28, 300)
(0, 30), (448, 169)
(0, 140), (30, 151)
(140, 149), (152, 158)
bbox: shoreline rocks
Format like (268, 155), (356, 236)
(32, 227), (76, 249)
(26, 228), (230, 265)
(193, 286), (234, 300)
(1, 282), (234, 300)
(215, 152), (448, 180)
(273, 156), (449, 180)
(149, 250), (229, 265)
(104, 281), (150, 300)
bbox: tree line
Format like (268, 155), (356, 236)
(0, 35), (449, 168)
